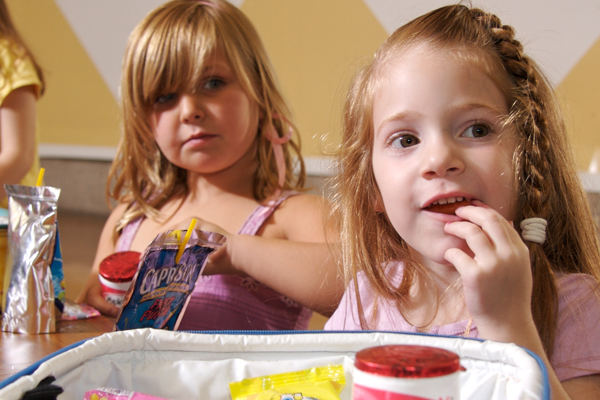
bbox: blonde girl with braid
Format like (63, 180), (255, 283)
(77, 0), (342, 330)
(325, 4), (600, 398)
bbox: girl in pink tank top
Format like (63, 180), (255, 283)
(327, 4), (600, 398)
(116, 192), (312, 330)
(75, 0), (341, 329)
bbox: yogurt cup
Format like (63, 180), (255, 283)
(353, 344), (461, 400)
(99, 251), (141, 307)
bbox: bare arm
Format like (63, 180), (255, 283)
(226, 236), (343, 316)
(74, 203), (128, 317)
(201, 194), (344, 316)
(494, 320), (596, 399)
(562, 375), (600, 399)
(0, 85), (37, 199)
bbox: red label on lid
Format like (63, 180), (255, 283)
(355, 345), (460, 378)
(99, 251), (141, 283)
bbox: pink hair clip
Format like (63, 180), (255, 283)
(265, 114), (293, 199)
(197, 1), (220, 9)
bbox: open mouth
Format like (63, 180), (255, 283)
(425, 197), (472, 215)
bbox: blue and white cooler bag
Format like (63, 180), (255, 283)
(0, 329), (549, 399)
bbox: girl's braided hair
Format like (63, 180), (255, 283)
(335, 4), (600, 358)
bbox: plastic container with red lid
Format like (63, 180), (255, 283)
(99, 251), (141, 308)
(352, 345), (461, 400)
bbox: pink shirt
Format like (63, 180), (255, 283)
(325, 261), (600, 381)
(116, 191), (312, 331)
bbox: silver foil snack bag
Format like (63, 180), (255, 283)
(2, 184), (61, 333)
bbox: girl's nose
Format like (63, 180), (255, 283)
(419, 136), (465, 178)
(180, 94), (204, 123)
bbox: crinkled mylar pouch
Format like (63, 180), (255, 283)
(2, 184), (64, 333)
(229, 365), (345, 400)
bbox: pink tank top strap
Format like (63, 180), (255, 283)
(116, 191), (299, 250)
(237, 190), (299, 235)
(115, 217), (143, 252)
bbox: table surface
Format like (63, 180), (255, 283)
(0, 314), (114, 382)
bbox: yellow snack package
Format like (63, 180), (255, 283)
(229, 365), (345, 400)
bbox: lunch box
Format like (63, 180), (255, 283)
(0, 329), (548, 400)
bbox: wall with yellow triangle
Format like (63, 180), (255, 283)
(6, 0), (600, 171)
(7, 0), (120, 147)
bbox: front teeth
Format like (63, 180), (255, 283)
(431, 196), (465, 206)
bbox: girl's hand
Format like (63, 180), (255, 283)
(83, 280), (120, 318)
(167, 216), (229, 237)
(167, 216), (244, 276)
(443, 201), (534, 340)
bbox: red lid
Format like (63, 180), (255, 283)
(355, 345), (460, 378)
(99, 251), (141, 283)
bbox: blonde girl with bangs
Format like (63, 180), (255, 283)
(77, 0), (342, 330)
(325, 4), (600, 398)
(0, 0), (44, 204)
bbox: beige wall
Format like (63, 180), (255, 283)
(558, 37), (600, 170)
(7, 0), (121, 148)
(242, 0), (387, 156)
(6, 0), (600, 170)
(7, 0), (387, 160)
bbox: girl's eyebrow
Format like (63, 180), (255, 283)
(375, 102), (504, 137)
(201, 61), (230, 74)
(449, 102), (505, 115)
(375, 110), (422, 137)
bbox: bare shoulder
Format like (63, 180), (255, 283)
(274, 193), (334, 242)
(104, 202), (129, 229)
(280, 193), (326, 209)
(96, 203), (130, 252)
(277, 193), (329, 220)
(87, 202), (130, 277)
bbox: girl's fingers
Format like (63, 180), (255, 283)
(446, 204), (528, 273)
(444, 220), (496, 261)
(444, 247), (478, 276)
(454, 204), (520, 252)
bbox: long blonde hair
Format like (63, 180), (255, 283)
(334, 4), (600, 357)
(109, 0), (304, 231)
(0, 0), (44, 93)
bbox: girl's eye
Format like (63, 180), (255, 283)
(155, 93), (177, 104)
(463, 124), (490, 138)
(203, 78), (224, 90)
(391, 134), (420, 148)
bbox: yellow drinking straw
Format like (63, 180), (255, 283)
(175, 218), (197, 264)
(36, 168), (45, 186)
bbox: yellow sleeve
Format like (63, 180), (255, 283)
(0, 38), (42, 106)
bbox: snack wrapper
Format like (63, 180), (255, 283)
(229, 365), (345, 400)
(2, 184), (64, 333)
(61, 300), (101, 320)
(114, 228), (225, 331)
(84, 387), (170, 400)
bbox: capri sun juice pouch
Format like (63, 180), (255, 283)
(114, 228), (225, 331)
